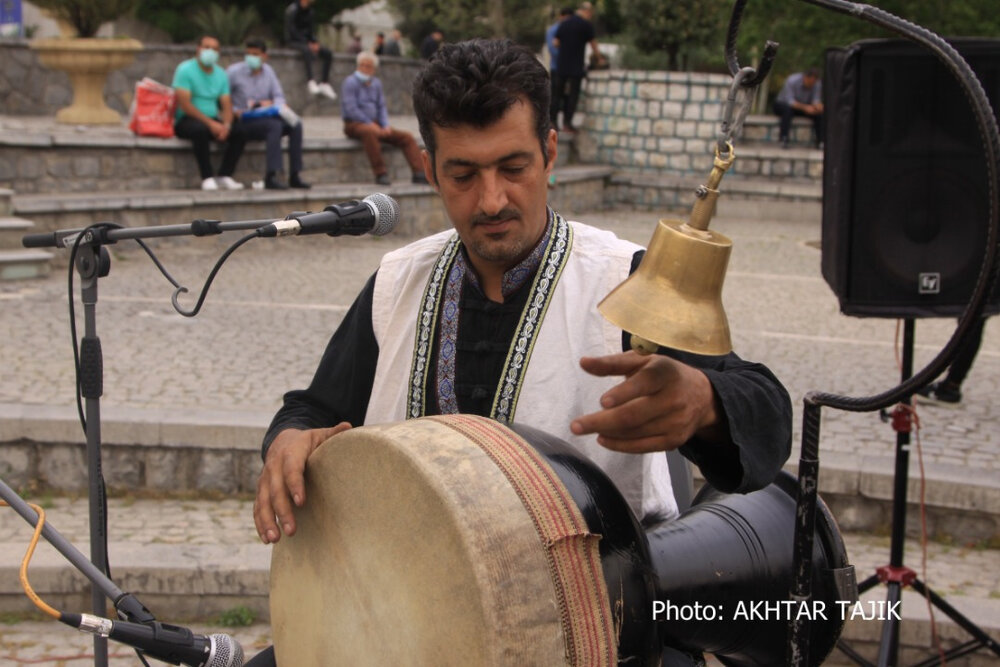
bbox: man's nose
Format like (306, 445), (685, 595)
(478, 170), (509, 216)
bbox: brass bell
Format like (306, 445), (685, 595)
(599, 146), (736, 356)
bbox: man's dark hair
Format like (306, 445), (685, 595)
(246, 38), (268, 52)
(560, 6), (574, 16)
(412, 38), (552, 166)
(804, 66), (820, 78)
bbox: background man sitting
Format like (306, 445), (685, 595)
(284, 0), (337, 100)
(340, 52), (427, 186)
(172, 35), (246, 191)
(227, 39), (311, 190)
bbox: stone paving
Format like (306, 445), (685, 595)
(0, 496), (997, 665)
(0, 134), (998, 663)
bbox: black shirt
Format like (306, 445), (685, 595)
(263, 249), (793, 495)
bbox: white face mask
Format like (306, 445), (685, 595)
(354, 71), (371, 83)
(198, 48), (219, 67)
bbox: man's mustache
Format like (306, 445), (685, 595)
(471, 208), (521, 226)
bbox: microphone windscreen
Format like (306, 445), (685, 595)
(209, 633), (245, 667)
(364, 193), (400, 236)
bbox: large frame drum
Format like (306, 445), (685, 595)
(269, 415), (854, 666)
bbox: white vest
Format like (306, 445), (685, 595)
(365, 220), (678, 521)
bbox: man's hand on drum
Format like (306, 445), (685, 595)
(570, 351), (727, 453)
(255, 423), (352, 544)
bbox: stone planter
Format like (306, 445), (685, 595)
(30, 37), (143, 124)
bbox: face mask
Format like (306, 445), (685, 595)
(198, 48), (219, 67)
(245, 54), (262, 70)
(354, 71), (371, 83)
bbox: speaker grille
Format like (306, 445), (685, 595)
(822, 38), (1000, 318)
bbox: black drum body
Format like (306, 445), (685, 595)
(514, 422), (856, 666)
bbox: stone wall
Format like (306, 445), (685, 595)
(575, 69), (734, 177)
(0, 39), (423, 118)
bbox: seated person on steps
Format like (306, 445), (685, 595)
(284, 0), (337, 100)
(340, 51), (428, 186)
(226, 39), (311, 190)
(773, 67), (824, 149)
(172, 34), (247, 191)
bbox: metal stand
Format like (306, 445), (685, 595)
(836, 319), (1000, 666)
(78, 244), (111, 667)
(20, 215), (280, 667)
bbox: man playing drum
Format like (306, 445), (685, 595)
(255, 40), (793, 661)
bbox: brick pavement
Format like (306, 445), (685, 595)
(1, 182), (999, 663)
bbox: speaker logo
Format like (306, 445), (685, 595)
(918, 273), (941, 294)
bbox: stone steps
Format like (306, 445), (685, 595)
(10, 165), (614, 242)
(0, 191), (52, 280)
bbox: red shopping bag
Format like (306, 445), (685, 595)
(128, 78), (176, 138)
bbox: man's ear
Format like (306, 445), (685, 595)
(545, 129), (558, 173)
(421, 150), (439, 191)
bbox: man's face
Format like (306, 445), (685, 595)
(423, 100), (557, 277)
(246, 46), (266, 60)
(803, 74), (818, 88)
(357, 58), (377, 77)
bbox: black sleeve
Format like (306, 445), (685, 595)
(261, 272), (380, 458)
(625, 250), (792, 493)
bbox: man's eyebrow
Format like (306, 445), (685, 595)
(441, 150), (535, 170)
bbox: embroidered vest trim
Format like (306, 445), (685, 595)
(406, 214), (574, 423)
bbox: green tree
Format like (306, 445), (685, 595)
(138, 0), (364, 44)
(620, 0), (729, 71)
(32, 0), (137, 38)
(732, 0), (1000, 89)
(386, 0), (549, 53)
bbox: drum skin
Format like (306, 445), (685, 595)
(269, 415), (626, 666)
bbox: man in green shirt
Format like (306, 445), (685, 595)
(172, 35), (247, 190)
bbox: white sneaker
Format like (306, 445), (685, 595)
(216, 176), (244, 190)
(307, 80), (320, 96)
(317, 82), (338, 101)
(201, 177), (218, 190)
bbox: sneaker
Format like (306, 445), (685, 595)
(307, 80), (320, 96)
(201, 177), (218, 191)
(375, 173), (391, 186)
(411, 172), (429, 185)
(216, 176), (245, 190)
(317, 82), (338, 100)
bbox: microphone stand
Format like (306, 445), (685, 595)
(21, 215), (281, 666)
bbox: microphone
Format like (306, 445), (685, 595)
(258, 193), (399, 238)
(62, 613), (244, 667)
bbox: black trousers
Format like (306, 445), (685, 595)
(289, 42), (332, 83)
(773, 99), (824, 145)
(173, 115), (246, 180)
(550, 72), (583, 130)
(237, 116), (303, 176)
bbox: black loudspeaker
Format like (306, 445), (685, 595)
(822, 38), (1000, 317)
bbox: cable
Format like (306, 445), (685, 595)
(0, 500), (61, 619)
(171, 232), (258, 317)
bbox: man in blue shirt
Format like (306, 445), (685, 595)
(172, 35), (247, 190)
(340, 52), (427, 186)
(773, 67), (824, 149)
(227, 39), (310, 190)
